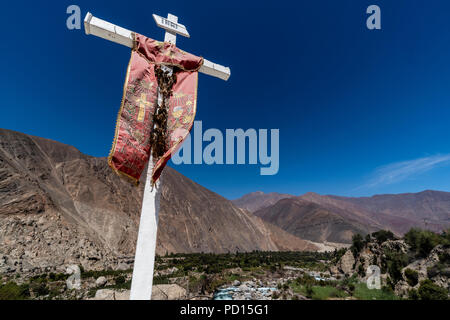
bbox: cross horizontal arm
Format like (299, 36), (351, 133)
(84, 12), (230, 81)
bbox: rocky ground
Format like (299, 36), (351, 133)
(0, 251), (336, 300)
(0, 212), (134, 277)
(331, 231), (449, 299)
(1, 230), (448, 300)
(90, 284), (187, 300)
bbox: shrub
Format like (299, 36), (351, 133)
(404, 268), (419, 287)
(206, 264), (222, 274)
(295, 274), (317, 286)
(427, 265), (440, 278)
(351, 234), (365, 256)
(438, 251), (450, 264)
(417, 280), (448, 300)
(341, 274), (358, 287)
(348, 283), (355, 293)
(305, 285), (314, 299)
(188, 275), (209, 294)
(0, 282), (30, 300)
(153, 276), (170, 285)
(385, 277), (395, 291)
(30, 281), (49, 297)
(404, 229), (444, 258)
(382, 250), (408, 283)
(443, 229), (450, 244)
(357, 264), (365, 277)
(47, 272), (69, 281)
(115, 276), (126, 285)
(381, 285), (394, 295)
(418, 236), (438, 258)
(81, 268), (131, 279)
(332, 248), (347, 264)
(408, 289), (419, 300)
(372, 230), (395, 243)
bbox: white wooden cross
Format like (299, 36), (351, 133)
(84, 12), (230, 300)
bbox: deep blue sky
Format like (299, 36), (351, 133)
(2, 0), (450, 199)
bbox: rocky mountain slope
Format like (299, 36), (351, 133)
(254, 198), (376, 243)
(299, 192), (449, 236)
(332, 231), (449, 299)
(329, 191), (450, 234)
(240, 190), (450, 244)
(0, 129), (316, 275)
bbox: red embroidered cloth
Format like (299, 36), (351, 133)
(108, 33), (203, 184)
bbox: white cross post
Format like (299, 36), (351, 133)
(83, 12), (230, 300)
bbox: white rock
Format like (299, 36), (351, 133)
(151, 284), (187, 300)
(117, 263), (129, 271)
(95, 276), (107, 286)
(92, 289), (130, 300)
(339, 250), (355, 275)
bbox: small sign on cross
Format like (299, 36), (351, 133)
(153, 13), (190, 39)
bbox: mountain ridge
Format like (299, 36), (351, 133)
(232, 191), (295, 212)
(238, 190), (450, 243)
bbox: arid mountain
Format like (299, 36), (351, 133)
(157, 168), (316, 255)
(254, 198), (376, 243)
(0, 129), (316, 275)
(329, 191), (450, 233)
(253, 191), (450, 244)
(300, 192), (449, 235)
(232, 191), (294, 212)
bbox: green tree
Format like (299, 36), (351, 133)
(115, 276), (126, 285)
(371, 230), (395, 243)
(357, 264), (365, 277)
(418, 280), (448, 300)
(408, 289), (419, 300)
(404, 228), (443, 258)
(0, 282), (30, 300)
(404, 268), (419, 287)
(305, 285), (314, 299)
(382, 250), (408, 283)
(351, 234), (365, 256)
